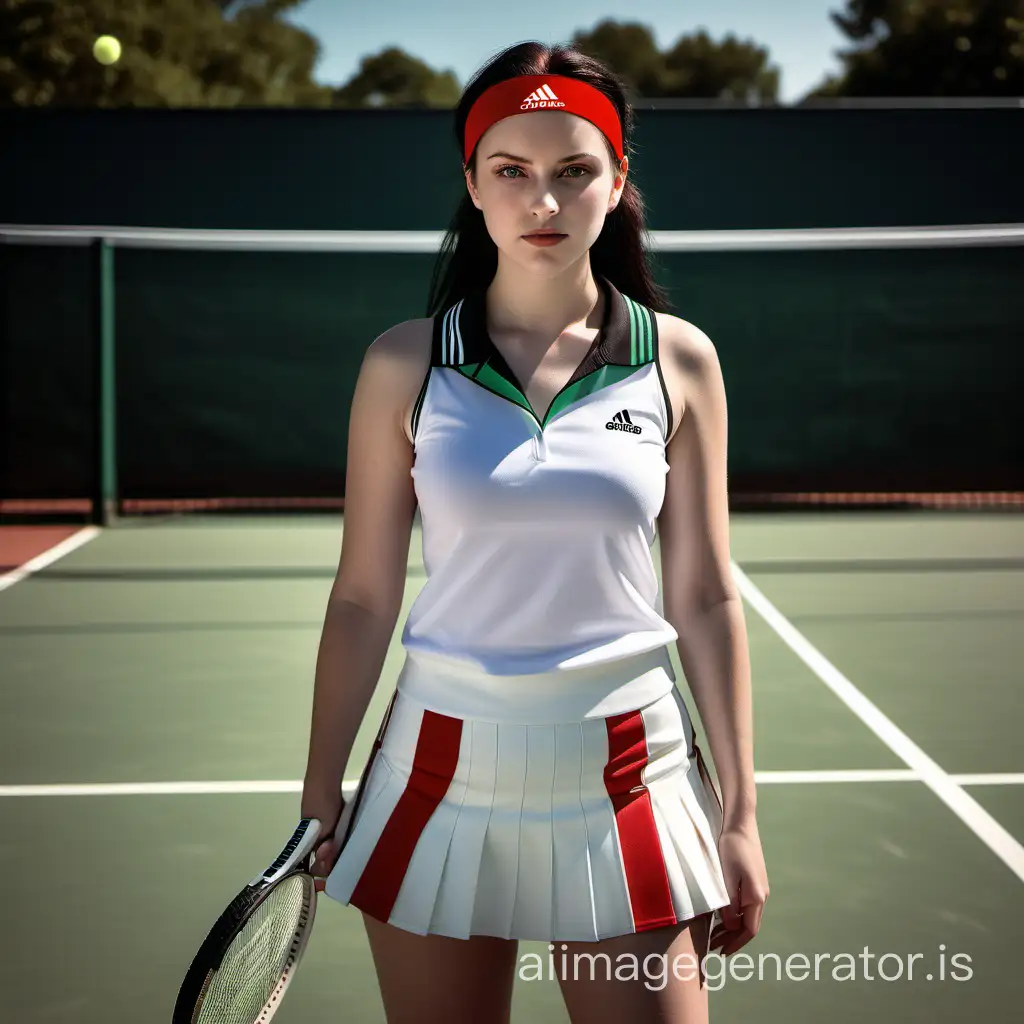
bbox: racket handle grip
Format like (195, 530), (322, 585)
(247, 818), (322, 888)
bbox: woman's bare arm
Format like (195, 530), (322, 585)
(302, 318), (431, 801)
(657, 315), (757, 826)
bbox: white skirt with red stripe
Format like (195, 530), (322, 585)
(323, 647), (731, 942)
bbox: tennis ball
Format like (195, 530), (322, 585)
(93, 35), (122, 66)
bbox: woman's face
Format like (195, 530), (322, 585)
(466, 110), (628, 274)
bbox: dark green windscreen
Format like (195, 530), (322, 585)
(2, 243), (1020, 502)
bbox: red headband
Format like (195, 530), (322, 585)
(463, 74), (624, 167)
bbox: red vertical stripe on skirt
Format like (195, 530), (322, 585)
(349, 709), (462, 922)
(604, 710), (677, 931)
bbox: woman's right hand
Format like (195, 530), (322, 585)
(302, 781), (345, 893)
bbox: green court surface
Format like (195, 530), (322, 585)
(1, 512), (1023, 1021)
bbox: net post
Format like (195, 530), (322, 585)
(91, 238), (118, 526)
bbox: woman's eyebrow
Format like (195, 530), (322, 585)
(485, 151), (597, 163)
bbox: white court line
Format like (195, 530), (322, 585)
(0, 526), (101, 594)
(952, 774), (1024, 787)
(755, 769), (917, 783)
(5, 770), (1024, 798)
(732, 561), (1024, 884)
(0, 780), (359, 797)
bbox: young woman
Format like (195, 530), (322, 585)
(302, 40), (768, 1024)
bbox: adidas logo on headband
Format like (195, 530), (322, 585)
(521, 83), (566, 111)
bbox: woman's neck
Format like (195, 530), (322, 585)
(485, 255), (603, 342)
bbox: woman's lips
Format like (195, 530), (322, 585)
(523, 233), (567, 247)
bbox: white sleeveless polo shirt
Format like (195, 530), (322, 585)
(325, 288), (734, 939)
(400, 275), (680, 707)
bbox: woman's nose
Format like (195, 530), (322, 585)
(529, 186), (559, 216)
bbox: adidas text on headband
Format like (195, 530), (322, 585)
(463, 75), (625, 167)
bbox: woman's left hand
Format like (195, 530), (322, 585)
(708, 815), (769, 957)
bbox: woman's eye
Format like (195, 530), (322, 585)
(496, 165), (591, 180)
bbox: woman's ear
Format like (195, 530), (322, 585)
(465, 167), (482, 210)
(608, 156), (628, 213)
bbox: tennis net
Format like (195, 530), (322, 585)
(1, 223), (1022, 523)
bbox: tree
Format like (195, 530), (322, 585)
(805, 0), (1024, 97)
(570, 21), (666, 98)
(333, 47), (460, 108)
(0, 0), (335, 107)
(572, 18), (780, 101)
(662, 30), (780, 101)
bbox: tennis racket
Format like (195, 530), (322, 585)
(172, 691), (397, 1024)
(172, 817), (323, 1024)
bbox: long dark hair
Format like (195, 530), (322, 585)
(425, 41), (670, 317)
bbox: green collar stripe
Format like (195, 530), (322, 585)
(639, 301), (653, 363)
(626, 299), (634, 366)
(458, 361), (534, 416)
(624, 295), (652, 365)
(545, 363), (642, 423)
(629, 298), (639, 365)
(457, 361), (642, 427)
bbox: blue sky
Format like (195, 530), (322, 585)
(285, 0), (851, 104)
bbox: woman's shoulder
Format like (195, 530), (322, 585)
(369, 316), (434, 363)
(363, 317), (435, 446)
(652, 311), (717, 368)
(651, 312), (720, 444)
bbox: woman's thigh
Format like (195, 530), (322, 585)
(361, 912), (520, 1024)
(554, 912), (714, 1024)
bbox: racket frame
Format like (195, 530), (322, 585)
(173, 688), (400, 1024)
(172, 818), (321, 1024)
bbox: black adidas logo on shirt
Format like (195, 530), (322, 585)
(606, 410), (642, 434)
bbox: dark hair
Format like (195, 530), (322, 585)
(425, 41), (670, 317)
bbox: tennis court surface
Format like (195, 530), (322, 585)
(2, 510), (1023, 1022)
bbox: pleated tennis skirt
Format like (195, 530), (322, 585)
(323, 646), (731, 942)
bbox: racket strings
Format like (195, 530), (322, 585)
(194, 876), (312, 1024)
